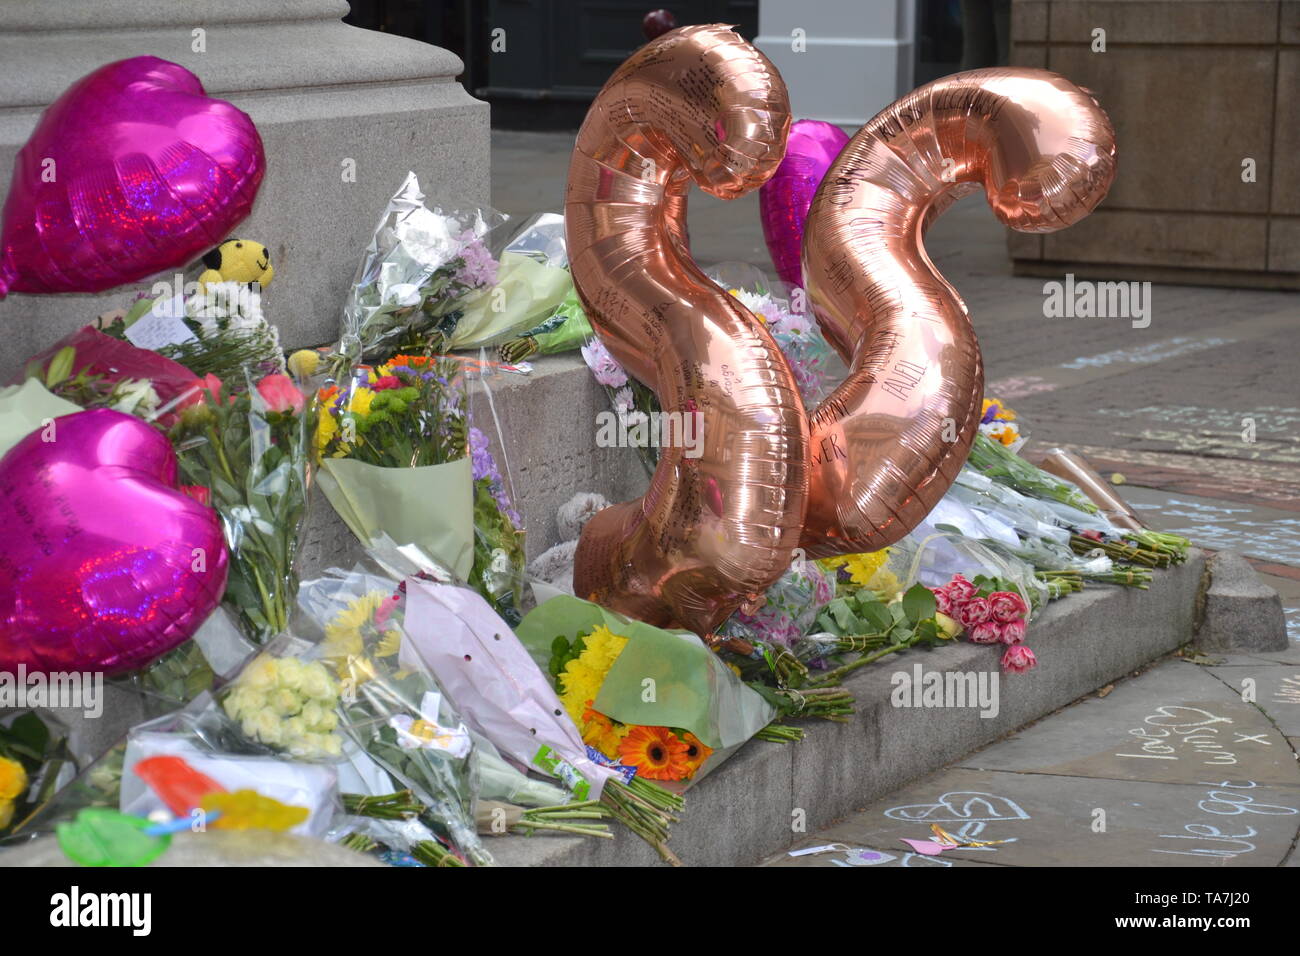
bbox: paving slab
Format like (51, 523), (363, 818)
(957, 660), (1300, 788)
(1206, 663), (1300, 738)
(763, 767), (1299, 868)
(764, 837), (1008, 868)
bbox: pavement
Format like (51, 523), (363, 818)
(491, 129), (1300, 867)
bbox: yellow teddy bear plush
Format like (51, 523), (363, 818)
(197, 239), (274, 292)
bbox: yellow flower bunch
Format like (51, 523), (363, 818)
(324, 590), (402, 656)
(0, 756), (27, 830)
(820, 549), (899, 594)
(557, 625), (628, 725)
(224, 654), (343, 759)
(982, 397), (1016, 421)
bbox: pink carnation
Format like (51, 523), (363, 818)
(968, 621), (1002, 644)
(372, 375), (402, 391)
(957, 597), (992, 628)
(1001, 645), (1037, 674)
(581, 339), (629, 389)
(988, 591), (1029, 624)
(1000, 619), (1027, 645)
(931, 588), (953, 615)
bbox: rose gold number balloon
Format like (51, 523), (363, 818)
(568, 24), (809, 638)
(799, 68), (1116, 556)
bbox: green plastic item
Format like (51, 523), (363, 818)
(56, 808), (172, 867)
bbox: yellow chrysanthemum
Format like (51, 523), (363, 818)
(316, 408), (338, 458)
(558, 626), (629, 724)
(348, 387), (375, 417)
(0, 757), (27, 802)
(376, 628), (402, 657)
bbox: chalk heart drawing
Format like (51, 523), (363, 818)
(885, 791), (1030, 824)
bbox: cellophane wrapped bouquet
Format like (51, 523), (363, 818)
(292, 567), (493, 866)
(399, 579), (687, 863)
(169, 367), (311, 643)
(311, 353), (527, 624)
(333, 172), (508, 376)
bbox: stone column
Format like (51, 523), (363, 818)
(0, 0), (490, 377)
(755, 0), (915, 128)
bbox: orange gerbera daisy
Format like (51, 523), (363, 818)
(617, 725), (691, 781)
(678, 731), (713, 779)
(579, 702), (627, 758)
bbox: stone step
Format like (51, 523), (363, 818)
(489, 551), (1208, 866)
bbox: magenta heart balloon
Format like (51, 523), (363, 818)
(0, 409), (229, 675)
(759, 119), (850, 288)
(0, 56), (264, 296)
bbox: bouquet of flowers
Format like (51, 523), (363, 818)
(294, 566), (493, 866)
(716, 558), (838, 683)
(108, 280), (285, 382)
(19, 326), (211, 427)
(169, 368), (311, 643)
(400, 579), (686, 863)
(442, 212), (574, 350)
(930, 574), (1038, 674)
(334, 172), (507, 375)
(978, 396), (1024, 450)
(518, 595), (777, 789)
(313, 354), (527, 622)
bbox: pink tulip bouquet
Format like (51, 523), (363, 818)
(932, 574), (1038, 674)
(169, 368), (311, 643)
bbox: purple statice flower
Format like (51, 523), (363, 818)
(469, 426), (523, 529)
(454, 230), (499, 289)
(981, 401), (1002, 425)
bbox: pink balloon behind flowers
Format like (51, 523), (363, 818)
(0, 56), (264, 296)
(0, 409), (228, 675)
(758, 119), (849, 288)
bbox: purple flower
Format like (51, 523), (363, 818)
(469, 426), (523, 528)
(454, 230), (498, 288)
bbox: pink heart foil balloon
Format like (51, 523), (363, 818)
(0, 56), (264, 296)
(758, 119), (850, 288)
(0, 409), (229, 674)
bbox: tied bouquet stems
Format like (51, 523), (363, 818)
(169, 369), (309, 643)
(1070, 531), (1188, 569)
(967, 432), (1099, 514)
(344, 789), (612, 840)
(749, 685), (856, 722)
(475, 799), (612, 839)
